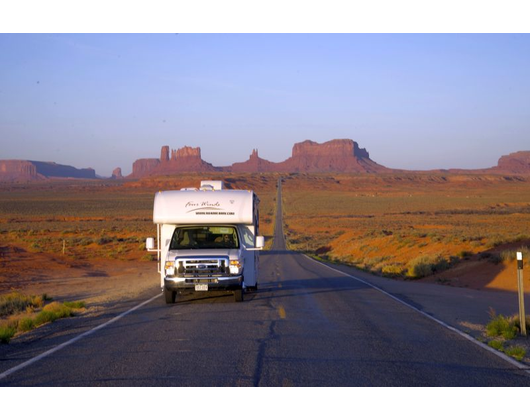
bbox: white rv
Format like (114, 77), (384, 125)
(146, 180), (264, 303)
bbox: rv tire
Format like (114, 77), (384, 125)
(234, 288), (244, 302)
(164, 288), (176, 304)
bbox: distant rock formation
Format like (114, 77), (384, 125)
(447, 151), (530, 175)
(129, 139), (388, 177)
(491, 151), (530, 174)
(230, 149), (278, 172)
(168, 146), (217, 172)
(131, 158), (160, 178)
(227, 139), (390, 173)
(111, 167), (124, 179)
(275, 139), (389, 173)
(29, 161), (96, 179)
(0, 160), (41, 181)
(129, 145), (218, 178)
(0, 159), (96, 181)
(5, 140), (528, 182)
(160, 146), (170, 162)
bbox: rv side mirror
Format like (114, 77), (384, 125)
(146, 237), (155, 251)
(256, 236), (265, 249)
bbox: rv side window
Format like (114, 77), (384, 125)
(169, 226), (240, 250)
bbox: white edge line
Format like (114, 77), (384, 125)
(304, 254), (530, 375)
(0, 293), (162, 382)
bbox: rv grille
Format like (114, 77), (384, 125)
(176, 257), (230, 278)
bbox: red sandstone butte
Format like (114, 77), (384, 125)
(131, 158), (160, 178)
(230, 149), (278, 172)
(276, 139), (390, 173)
(129, 145), (218, 177)
(128, 139), (390, 177)
(228, 139), (390, 173)
(491, 151), (530, 174)
(0, 160), (96, 181)
(0, 160), (41, 181)
(111, 167), (124, 179)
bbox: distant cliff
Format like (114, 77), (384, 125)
(492, 151), (530, 174)
(0, 160), (41, 181)
(445, 151), (530, 175)
(0, 160), (96, 181)
(30, 161), (96, 179)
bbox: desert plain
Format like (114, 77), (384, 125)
(1, 172), (529, 300)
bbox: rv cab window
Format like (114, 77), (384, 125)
(169, 226), (240, 250)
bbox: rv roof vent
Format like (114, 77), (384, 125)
(200, 180), (224, 190)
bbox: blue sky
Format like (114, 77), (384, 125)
(1, 33), (529, 176)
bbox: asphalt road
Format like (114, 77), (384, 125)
(1, 179), (530, 386)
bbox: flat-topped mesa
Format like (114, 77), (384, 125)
(282, 138), (388, 173)
(29, 161), (97, 179)
(0, 159), (97, 181)
(0, 160), (40, 181)
(227, 139), (389, 173)
(292, 139), (370, 159)
(494, 151), (530, 174)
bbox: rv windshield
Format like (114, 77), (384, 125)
(169, 226), (240, 250)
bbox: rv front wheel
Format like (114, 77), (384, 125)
(164, 288), (176, 304)
(234, 288), (244, 302)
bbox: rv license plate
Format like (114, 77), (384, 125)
(195, 284), (208, 292)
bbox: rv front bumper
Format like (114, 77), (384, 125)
(164, 275), (243, 291)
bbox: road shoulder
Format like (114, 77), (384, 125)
(303, 254), (530, 369)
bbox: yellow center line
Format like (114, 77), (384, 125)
(278, 305), (286, 319)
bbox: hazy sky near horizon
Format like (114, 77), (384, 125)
(1, 33), (529, 176)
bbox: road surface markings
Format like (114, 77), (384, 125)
(0, 293), (162, 382)
(305, 254), (530, 376)
(278, 305), (286, 319)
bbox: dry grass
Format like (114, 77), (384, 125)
(484, 309), (529, 361)
(281, 173), (530, 282)
(0, 292), (48, 317)
(0, 292), (86, 343)
(0, 174), (277, 279)
(3, 172), (530, 291)
(0, 174), (276, 264)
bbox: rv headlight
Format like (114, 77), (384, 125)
(165, 261), (175, 276)
(229, 260), (242, 275)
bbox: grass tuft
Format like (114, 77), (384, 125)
(0, 292), (48, 317)
(486, 313), (518, 340)
(0, 294), (86, 344)
(485, 309), (529, 361)
(406, 254), (449, 279)
(0, 325), (16, 344)
(505, 345), (527, 361)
